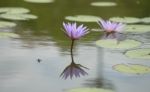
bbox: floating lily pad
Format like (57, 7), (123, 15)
(113, 64), (150, 74)
(0, 7), (30, 14)
(65, 15), (101, 22)
(125, 49), (150, 59)
(24, 0), (54, 3)
(96, 39), (141, 49)
(0, 21), (16, 28)
(67, 88), (114, 92)
(109, 17), (141, 24)
(124, 25), (150, 34)
(141, 17), (150, 23)
(0, 32), (19, 38)
(0, 13), (38, 20)
(91, 2), (117, 7)
(91, 28), (103, 32)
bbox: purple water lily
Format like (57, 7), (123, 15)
(60, 62), (88, 79)
(98, 19), (125, 38)
(63, 22), (89, 40)
(61, 22), (89, 79)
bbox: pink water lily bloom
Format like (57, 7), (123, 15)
(98, 19), (125, 38)
(63, 22), (89, 40)
(98, 19), (125, 33)
(98, 19), (126, 41)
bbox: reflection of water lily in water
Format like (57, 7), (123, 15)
(98, 19), (126, 41)
(60, 62), (88, 79)
(61, 22), (89, 79)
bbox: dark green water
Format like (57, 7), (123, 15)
(0, 0), (150, 92)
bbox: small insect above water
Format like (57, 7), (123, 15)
(37, 58), (42, 63)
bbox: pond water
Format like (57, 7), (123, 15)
(0, 0), (150, 92)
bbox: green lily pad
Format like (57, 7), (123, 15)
(0, 32), (19, 38)
(91, 28), (105, 32)
(109, 17), (141, 24)
(0, 21), (16, 28)
(0, 7), (30, 14)
(65, 15), (101, 22)
(0, 13), (38, 20)
(96, 39), (141, 49)
(141, 17), (150, 23)
(91, 2), (117, 7)
(124, 25), (150, 34)
(67, 88), (114, 92)
(125, 49), (150, 59)
(24, 0), (54, 3)
(113, 64), (150, 74)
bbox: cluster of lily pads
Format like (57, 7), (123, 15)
(27, 0), (119, 5)
(63, 12), (150, 76)
(0, 7), (38, 38)
(95, 17), (150, 75)
(65, 15), (150, 34)
(95, 18), (150, 74)
(0, 7), (38, 21)
(23, 0), (118, 5)
(64, 15), (150, 54)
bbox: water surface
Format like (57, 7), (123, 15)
(0, 0), (150, 92)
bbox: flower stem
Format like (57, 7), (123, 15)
(71, 40), (75, 64)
